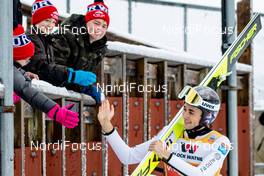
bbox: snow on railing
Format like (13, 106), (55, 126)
(0, 80), (96, 105)
(254, 88), (264, 111)
(31, 79), (96, 105)
(255, 163), (264, 168)
(107, 41), (252, 73)
(11, 80), (95, 176)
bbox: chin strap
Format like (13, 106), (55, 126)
(185, 125), (211, 139)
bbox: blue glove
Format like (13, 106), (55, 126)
(68, 68), (96, 86)
(82, 85), (102, 105)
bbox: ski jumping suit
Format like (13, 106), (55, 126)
(103, 126), (231, 176)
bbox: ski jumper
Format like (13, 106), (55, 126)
(103, 126), (231, 176)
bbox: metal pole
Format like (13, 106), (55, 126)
(128, 0), (132, 33)
(221, 0), (238, 175)
(66, 0), (70, 14)
(249, 2), (254, 176)
(163, 61), (168, 126)
(80, 101), (87, 176)
(61, 98), (66, 176)
(21, 102), (25, 176)
(42, 112), (47, 176)
(0, 98), (2, 173)
(142, 59), (148, 141)
(102, 132), (108, 176)
(183, 5), (188, 52)
(122, 54), (128, 175)
(100, 57), (108, 176)
(0, 0), (14, 175)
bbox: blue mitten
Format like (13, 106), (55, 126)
(82, 85), (103, 105)
(68, 68), (96, 86)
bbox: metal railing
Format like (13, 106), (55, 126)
(255, 163), (264, 175)
(0, 0), (14, 175)
(13, 80), (98, 176)
(1, 39), (255, 176)
(255, 163), (264, 169)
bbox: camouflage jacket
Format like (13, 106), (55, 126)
(49, 14), (107, 72)
(22, 27), (69, 87)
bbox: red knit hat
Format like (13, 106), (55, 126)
(85, 0), (110, 27)
(13, 25), (35, 60)
(31, 0), (58, 25)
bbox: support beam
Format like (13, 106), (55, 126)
(128, 0), (132, 33)
(0, 0), (14, 175)
(122, 54), (129, 176)
(100, 57), (108, 176)
(42, 111), (47, 176)
(80, 101), (86, 176)
(222, 0), (238, 175)
(183, 6), (188, 51)
(137, 59), (148, 141)
(237, 0), (252, 65)
(21, 102), (25, 176)
(61, 99), (66, 176)
(66, 0), (70, 13)
(237, 1), (253, 175)
(161, 62), (168, 125)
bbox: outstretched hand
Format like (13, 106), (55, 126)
(98, 100), (115, 133)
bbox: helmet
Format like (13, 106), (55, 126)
(178, 85), (221, 126)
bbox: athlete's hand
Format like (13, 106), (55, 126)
(98, 99), (114, 133)
(149, 140), (171, 160)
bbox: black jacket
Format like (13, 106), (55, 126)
(49, 14), (107, 72)
(14, 64), (56, 113)
(22, 27), (69, 87)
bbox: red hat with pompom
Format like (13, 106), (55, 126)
(31, 0), (58, 25)
(13, 25), (35, 60)
(85, 0), (110, 27)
